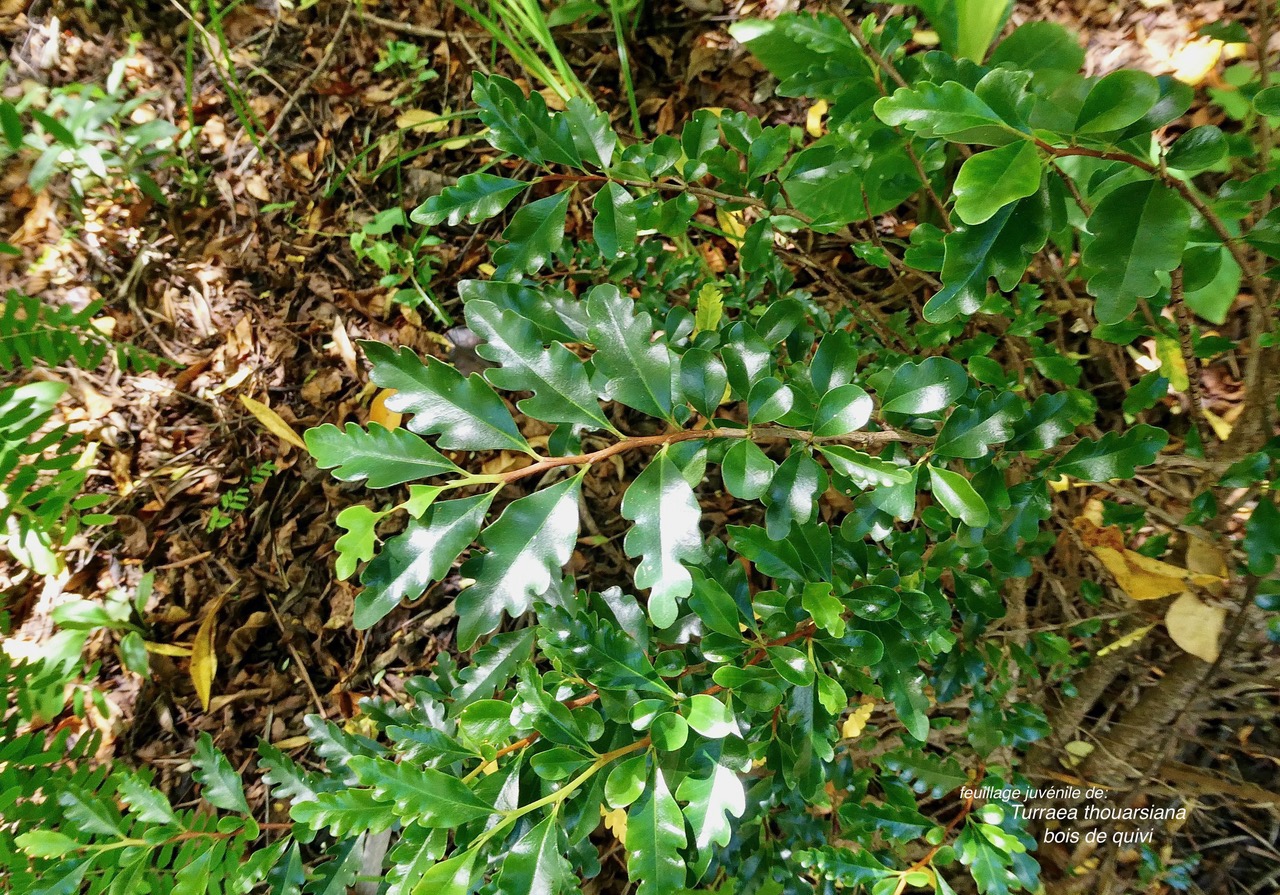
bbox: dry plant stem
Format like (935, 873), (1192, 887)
(235, 5), (353, 175)
(493, 425), (931, 485)
(1167, 269), (1212, 442)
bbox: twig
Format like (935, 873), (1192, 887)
(235, 4), (353, 175)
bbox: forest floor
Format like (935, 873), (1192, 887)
(2, 0), (1278, 893)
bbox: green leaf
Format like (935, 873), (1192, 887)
(928, 465), (991, 527)
(453, 628), (536, 708)
(934, 391), (1024, 458)
(497, 817), (575, 895)
(1007, 393), (1082, 452)
(117, 776), (179, 825)
(875, 81), (1020, 146)
(466, 300), (617, 432)
(802, 581), (846, 637)
(192, 732), (251, 814)
(540, 606), (675, 697)
(473, 74), (581, 167)
(16, 831), (80, 858)
(880, 357), (968, 415)
(684, 693), (736, 739)
(1122, 371), (1169, 416)
(627, 769), (688, 895)
(1083, 181), (1190, 325)
(586, 285), (677, 420)
(676, 762), (746, 879)
(412, 850), (477, 895)
(952, 142), (1043, 226)
(1244, 499), (1280, 574)
(593, 182), (638, 259)
(305, 423), (460, 487)
(819, 445), (912, 490)
(0, 101), (21, 149)
(348, 756), (493, 825)
(334, 505), (383, 581)
(847, 585), (901, 621)
(989, 21), (1083, 73)
(693, 283), (724, 335)
(764, 449), (827, 539)
(721, 439), (777, 500)
(565, 96), (617, 168)
(1253, 85), (1280, 116)
(289, 789), (398, 837)
(1166, 126), (1228, 172)
(455, 473), (583, 648)
(1053, 425), (1169, 481)
(410, 173), (527, 226)
(606, 754), (648, 808)
(1074, 70), (1160, 133)
(927, 191), (1050, 322)
(689, 569), (744, 637)
(492, 190), (571, 278)
(810, 330), (858, 393)
(812, 384), (873, 436)
(357, 493), (493, 629)
(622, 448), (706, 628)
(364, 342), (531, 453)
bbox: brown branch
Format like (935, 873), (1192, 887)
(494, 426), (932, 485)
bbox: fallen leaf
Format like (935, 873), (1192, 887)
(144, 640), (192, 657)
(239, 395), (307, 450)
(1165, 592), (1226, 662)
(395, 109), (451, 134)
(840, 699), (876, 740)
(191, 594), (227, 711)
(369, 389), (403, 429)
(1075, 517), (1225, 600)
(1062, 740), (1095, 768)
(1097, 624), (1154, 656)
(1202, 406), (1233, 441)
(601, 805), (627, 842)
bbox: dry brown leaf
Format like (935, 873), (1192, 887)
(239, 395), (307, 450)
(191, 593), (227, 711)
(1165, 593), (1226, 662)
(331, 315), (359, 377)
(1075, 518), (1225, 601)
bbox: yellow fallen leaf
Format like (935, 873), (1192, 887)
(239, 395), (307, 450)
(1171, 38), (1223, 86)
(145, 640), (193, 657)
(369, 389), (403, 430)
(1155, 334), (1189, 393)
(191, 594), (227, 711)
(601, 805), (627, 841)
(1165, 592), (1226, 662)
(1075, 518), (1225, 601)
(1061, 740), (1095, 769)
(841, 699), (876, 740)
(716, 207), (747, 248)
(1097, 624), (1154, 656)
(1202, 406), (1233, 441)
(805, 99), (829, 138)
(1185, 534), (1227, 580)
(395, 109), (450, 134)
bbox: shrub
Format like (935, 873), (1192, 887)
(296, 9), (1280, 894)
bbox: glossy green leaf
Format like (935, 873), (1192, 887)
(357, 494), (492, 629)
(989, 21), (1083, 72)
(721, 438), (777, 500)
(1244, 499), (1280, 574)
(802, 581), (846, 636)
(348, 757), (493, 825)
(412, 851), (476, 895)
(305, 423), (460, 488)
(1052, 425), (1169, 481)
(452, 628), (537, 708)
(675, 762), (746, 878)
(819, 445), (912, 490)
(496, 817), (574, 895)
(880, 357), (968, 415)
(952, 141), (1043, 226)
(934, 391), (1024, 458)
(812, 384), (873, 436)
(364, 342), (531, 453)
(606, 754), (649, 808)
(685, 694), (735, 739)
(875, 81), (1020, 146)
(466, 300), (617, 432)
(593, 182), (638, 259)
(586, 285), (677, 420)
(626, 769), (687, 895)
(748, 377), (795, 423)
(1075, 70), (1160, 133)
(410, 173), (527, 227)
(622, 448), (706, 628)
(1166, 126), (1228, 172)
(1083, 181), (1190, 325)
(1253, 85), (1280, 116)
(455, 473), (584, 648)
(928, 465), (991, 527)
(492, 191), (571, 278)
(191, 733), (251, 814)
(763, 449), (827, 539)
(334, 505), (382, 581)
